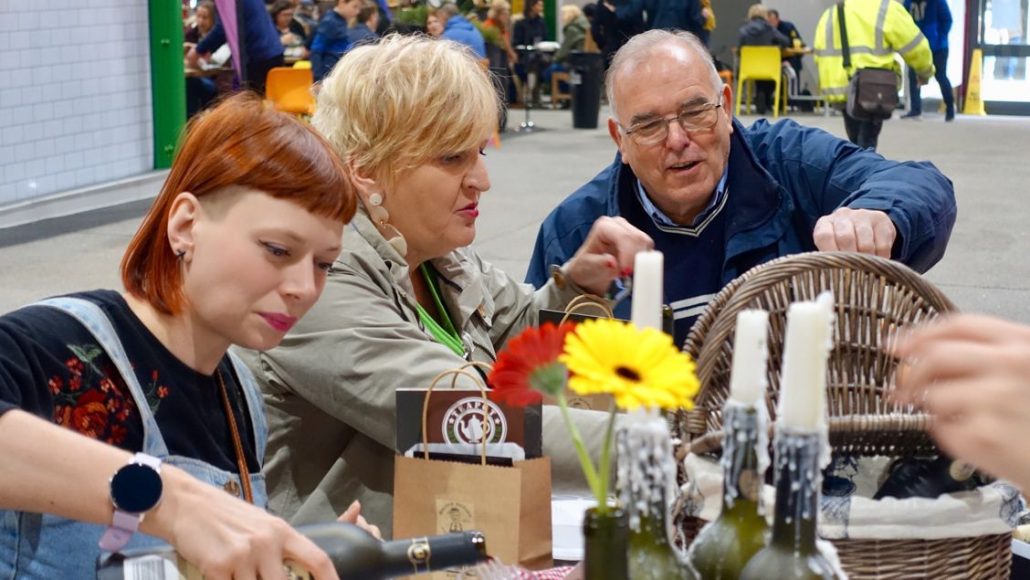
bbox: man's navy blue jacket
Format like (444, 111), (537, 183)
(526, 119), (957, 340)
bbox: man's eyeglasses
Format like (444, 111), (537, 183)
(619, 102), (723, 145)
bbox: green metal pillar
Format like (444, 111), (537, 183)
(544, 0), (557, 41)
(149, 0), (186, 169)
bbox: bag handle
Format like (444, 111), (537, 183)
(453, 361), (494, 383)
(421, 368), (491, 465)
(837, 2), (852, 71)
(560, 294), (614, 324)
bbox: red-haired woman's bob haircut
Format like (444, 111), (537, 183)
(121, 93), (356, 315)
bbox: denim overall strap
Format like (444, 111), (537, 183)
(34, 297), (170, 457)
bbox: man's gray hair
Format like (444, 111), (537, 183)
(605, 30), (723, 120)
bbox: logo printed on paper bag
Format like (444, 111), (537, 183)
(442, 397), (508, 445)
(437, 499), (475, 533)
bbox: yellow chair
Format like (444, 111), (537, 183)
(735, 46), (782, 118)
(292, 60), (311, 69)
(265, 67), (316, 116)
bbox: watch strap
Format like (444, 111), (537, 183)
(99, 453), (163, 553)
(99, 510), (142, 551)
(131, 452), (162, 471)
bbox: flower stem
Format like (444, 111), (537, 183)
(596, 399), (618, 513)
(556, 391), (604, 509)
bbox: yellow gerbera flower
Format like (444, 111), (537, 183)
(559, 318), (699, 411)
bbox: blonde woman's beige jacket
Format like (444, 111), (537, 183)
(236, 211), (617, 538)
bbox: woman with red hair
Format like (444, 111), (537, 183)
(0, 94), (358, 579)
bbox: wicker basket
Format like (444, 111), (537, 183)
(673, 252), (1012, 579)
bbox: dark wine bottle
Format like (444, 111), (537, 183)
(739, 429), (842, 580)
(689, 402), (769, 579)
(873, 454), (983, 500)
(97, 522), (488, 580)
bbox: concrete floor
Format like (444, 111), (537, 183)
(2, 106), (1030, 323)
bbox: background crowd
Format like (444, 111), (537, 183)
(178, 0), (827, 115)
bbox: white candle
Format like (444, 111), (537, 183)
(814, 291), (835, 421)
(729, 309), (769, 406)
(777, 300), (834, 429)
(630, 251), (664, 331)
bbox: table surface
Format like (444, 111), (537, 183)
(184, 65), (233, 79)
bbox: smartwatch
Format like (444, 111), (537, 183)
(99, 452), (164, 552)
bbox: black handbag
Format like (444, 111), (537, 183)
(838, 2), (899, 120)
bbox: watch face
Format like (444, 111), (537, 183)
(111, 463), (163, 513)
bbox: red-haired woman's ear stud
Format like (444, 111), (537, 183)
(175, 249), (186, 260)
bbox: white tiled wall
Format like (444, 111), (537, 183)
(0, 0), (153, 207)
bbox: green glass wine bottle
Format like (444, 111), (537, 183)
(617, 409), (698, 580)
(739, 429), (842, 580)
(688, 401), (769, 579)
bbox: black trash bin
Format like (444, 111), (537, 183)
(567, 51), (605, 129)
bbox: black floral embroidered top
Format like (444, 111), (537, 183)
(0, 290), (258, 473)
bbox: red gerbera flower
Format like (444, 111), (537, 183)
(488, 322), (575, 407)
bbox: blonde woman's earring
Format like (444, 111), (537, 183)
(365, 193), (408, 257)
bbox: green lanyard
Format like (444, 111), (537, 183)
(416, 263), (465, 357)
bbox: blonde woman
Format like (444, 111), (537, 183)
(239, 35), (652, 537)
(542, 4), (589, 98)
(554, 4), (588, 65)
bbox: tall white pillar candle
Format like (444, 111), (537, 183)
(777, 301), (834, 429)
(814, 291), (835, 419)
(729, 309), (770, 406)
(630, 251), (664, 331)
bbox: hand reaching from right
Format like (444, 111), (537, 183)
(893, 314), (1030, 495)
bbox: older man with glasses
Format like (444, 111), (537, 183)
(527, 29), (956, 345)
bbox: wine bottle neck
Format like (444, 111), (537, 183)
(377, 531), (487, 577)
(719, 402), (765, 518)
(768, 429), (822, 553)
(616, 415), (678, 544)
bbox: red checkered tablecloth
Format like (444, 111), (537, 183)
(510, 566), (575, 579)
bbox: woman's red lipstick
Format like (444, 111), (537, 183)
(261, 313), (297, 332)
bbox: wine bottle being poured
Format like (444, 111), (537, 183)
(97, 522), (488, 580)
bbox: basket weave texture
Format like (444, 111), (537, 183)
(672, 252), (1011, 579)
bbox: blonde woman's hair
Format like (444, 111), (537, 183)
(560, 4), (582, 27)
(487, 0), (511, 20)
(313, 34), (500, 189)
(746, 3), (767, 20)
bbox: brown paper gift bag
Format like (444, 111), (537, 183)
(539, 296), (615, 411)
(392, 368), (553, 578)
